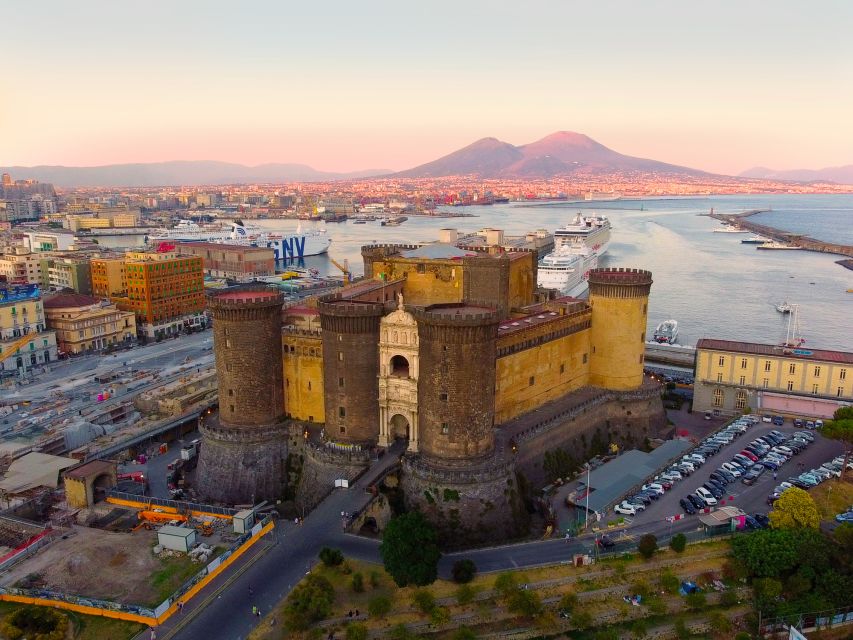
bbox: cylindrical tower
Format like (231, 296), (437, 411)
(196, 287), (289, 504)
(412, 303), (500, 460)
(587, 268), (653, 390)
(319, 297), (384, 444)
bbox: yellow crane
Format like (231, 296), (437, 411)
(330, 258), (351, 286)
(0, 333), (38, 365)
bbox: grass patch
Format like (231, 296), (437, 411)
(147, 547), (223, 607)
(0, 601), (144, 640)
(810, 477), (853, 521)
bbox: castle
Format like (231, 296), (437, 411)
(196, 236), (666, 543)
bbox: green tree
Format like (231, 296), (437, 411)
(508, 589), (542, 617)
(380, 512), (441, 587)
(684, 591), (706, 611)
(637, 533), (658, 559)
(452, 559), (477, 583)
(720, 589), (740, 607)
(318, 547), (344, 567)
(834, 522), (853, 556)
(283, 574), (336, 631)
(823, 406), (853, 480)
(769, 487), (820, 529)
(452, 626), (477, 640)
(732, 529), (800, 577)
(669, 533), (686, 553)
(456, 584), (478, 605)
(369, 570), (382, 589)
(493, 572), (517, 598)
(558, 591), (578, 612)
(709, 611), (732, 634)
(570, 609), (593, 630)
(543, 448), (576, 482)
(412, 589), (436, 614)
(368, 595), (392, 618)
(659, 570), (680, 594)
(351, 572), (365, 593)
(753, 577), (783, 612)
(346, 623), (369, 640)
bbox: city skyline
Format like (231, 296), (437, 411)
(2, 2), (852, 174)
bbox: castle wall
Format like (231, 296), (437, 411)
(283, 330), (325, 423)
(319, 299), (384, 444)
(414, 305), (499, 460)
(295, 443), (370, 512)
(588, 268), (653, 391)
(506, 252), (537, 310)
(370, 258), (464, 307)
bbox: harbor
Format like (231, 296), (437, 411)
(709, 209), (853, 259)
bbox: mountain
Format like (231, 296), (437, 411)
(739, 165), (853, 184)
(0, 161), (389, 187)
(395, 131), (709, 178)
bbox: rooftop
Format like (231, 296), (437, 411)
(43, 292), (102, 309)
(216, 290), (280, 302)
(696, 338), (853, 365)
(0, 452), (78, 494)
(64, 459), (115, 480)
(401, 244), (477, 260)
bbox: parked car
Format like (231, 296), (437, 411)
(710, 471), (729, 486)
(742, 464), (766, 485)
(614, 503), (637, 516)
(805, 420), (815, 429)
(704, 411), (712, 420)
(739, 450), (759, 462)
(686, 494), (704, 509)
(794, 418), (804, 428)
(752, 513), (770, 528)
(810, 467), (832, 481)
(772, 416), (784, 426)
(627, 499), (647, 511)
(695, 487), (718, 506)
(717, 468), (737, 483)
(794, 431), (815, 442)
(679, 497), (697, 515)
(815, 420), (824, 429)
(761, 415), (773, 423)
(767, 492), (781, 505)
(703, 482), (723, 499)
(836, 512), (853, 524)
(743, 515), (762, 530)
(597, 534), (616, 548)
(721, 463), (743, 477)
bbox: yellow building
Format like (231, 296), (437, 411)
(91, 257), (127, 297)
(0, 247), (44, 285)
(694, 339), (852, 419)
(43, 292), (136, 354)
(0, 284), (58, 373)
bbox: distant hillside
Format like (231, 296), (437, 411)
(0, 161), (389, 187)
(739, 165), (853, 184)
(395, 131), (709, 179)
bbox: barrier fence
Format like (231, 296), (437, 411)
(106, 490), (237, 518)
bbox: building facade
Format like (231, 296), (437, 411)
(43, 293), (136, 354)
(694, 339), (852, 419)
(47, 257), (93, 295)
(0, 284), (58, 374)
(178, 243), (275, 281)
(91, 257), (127, 297)
(113, 251), (205, 338)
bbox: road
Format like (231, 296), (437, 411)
(155, 420), (844, 639)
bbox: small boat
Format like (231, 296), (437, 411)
(757, 242), (799, 250)
(776, 301), (792, 314)
(713, 225), (748, 233)
(741, 236), (769, 244)
(653, 320), (678, 344)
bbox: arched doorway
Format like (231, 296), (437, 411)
(389, 413), (410, 441)
(390, 355), (410, 378)
(91, 473), (113, 503)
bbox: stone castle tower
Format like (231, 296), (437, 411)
(588, 268), (653, 390)
(401, 303), (528, 545)
(196, 287), (289, 504)
(318, 296), (384, 444)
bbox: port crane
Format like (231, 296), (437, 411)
(0, 333), (38, 365)
(329, 258), (351, 286)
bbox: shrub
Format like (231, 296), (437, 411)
(558, 591), (578, 612)
(368, 595), (392, 618)
(734, 633), (752, 640)
(452, 558), (477, 583)
(674, 617), (690, 640)
(594, 630), (619, 640)
(351, 572), (365, 593)
(508, 589), (542, 617)
(638, 534), (658, 559)
(430, 606), (451, 626)
(369, 570), (382, 589)
(412, 589), (436, 614)
(1, 607), (68, 640)
(659, 570), (680, 594)
(346, 623), (369, 640)
(494, 572), (517, 598)
(452, 626), (477, 640)
(456, 583), (478, 605)
(630, 580), (651, 599)
(283, 574), (336, 631)
(389, 623), (413, 640)
(684, 591), (707, 611)
(631, 618), (648, 638)
(709, 611), (732, 634)
(319, 547), (344, 567)
(720, 589), (740, 607)
(669, 533), (687, 553)
(647, 597), (667, 615)
(571, 609), (593, 630)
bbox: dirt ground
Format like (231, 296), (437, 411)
(0, 524), (200, 606)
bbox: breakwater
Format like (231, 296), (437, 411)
(710, 209), (853, 258)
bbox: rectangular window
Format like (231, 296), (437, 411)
(225, 338), (231, 348)
(439, 393), (448, 401)
(717, 373), (723, 383)
(838, 387), (845, 398)
(229, 404), (235, 413)
(528, 376), (535, 386)
(812, 384), (819, 395)
(560, 364), (565, 374)
(713, 389), (723, 407)
(789, 363), (796, 374)
(718, 356), (725, 367)
(739, 376), (745, 386)
(814, 366), (821, 377)
(441, 422), (449, 434)
(339, 407), (346, 418)
(741, 358), (747, 369)
(582, 353), (588, 364)
(339, 377), (344, 387)
(787, 381), (794, 391)
(307, 381), (312, 391)
(338, 352), (343, 361)
(764, 360), (771, 372)
(762, 378), (769, 388)
(841, 369), (847, 380)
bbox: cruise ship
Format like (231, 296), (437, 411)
(148, 220), (331, 260)
(537, 214), (611, 296)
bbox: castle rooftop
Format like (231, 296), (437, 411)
(217, 290), (280, 302)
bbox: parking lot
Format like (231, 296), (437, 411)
(623, 419), (844, 526)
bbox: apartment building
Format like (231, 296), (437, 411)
(43, 293), (136, 354)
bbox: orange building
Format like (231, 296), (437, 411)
(113, 252), (206, 338)
(91, 257), (127, 298)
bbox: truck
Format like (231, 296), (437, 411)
(180, 443), (197, 461)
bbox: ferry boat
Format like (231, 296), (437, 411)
(149, 220), (331, 260)
(381, 216), (408, 227)
(653, 320), (679, 344)
(537, 214), (610, 295)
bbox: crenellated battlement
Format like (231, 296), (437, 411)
(208, 286), (284, 319)
(411, 302), (501, 327)
(588, 267), (653, 298)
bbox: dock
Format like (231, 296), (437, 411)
(644, 342), (696, 368)
(709, 210), (853, 258)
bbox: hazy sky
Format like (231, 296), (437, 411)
(3, 1), (852, 174)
